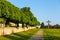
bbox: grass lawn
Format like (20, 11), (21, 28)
(0, 28), (39, 40)
(44, 29), (60, 40)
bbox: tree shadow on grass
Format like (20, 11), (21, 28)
(4, 33), (60, 40)
(3, 29), (38, 40)
(44, 35), (60, 40)
(13, 33), (30, 40)
(4, 35), (21, 40)
(4, 33), (31, 40)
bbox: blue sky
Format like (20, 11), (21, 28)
(8, 0), (60, 25)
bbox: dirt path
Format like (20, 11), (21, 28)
(28, 29), (44, 40)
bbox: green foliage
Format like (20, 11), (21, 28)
(41, 22), (44, 28)
(21, 7), (40, 26)
(0, 0), (22, 27)
(0, 0), (6, 1)
(0, 18), (5, 23)
(21, 7), (31, 24)
(0, 0), (40, 27)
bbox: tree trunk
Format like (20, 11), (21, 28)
(16, 23), (19, 28)
(17, 23), (19, 27)
(26, 24), (28, 28)
(22, 23), (24, 28)
(5, 19), (9, 27)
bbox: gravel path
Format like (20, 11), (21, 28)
(28, 29), (44, 40)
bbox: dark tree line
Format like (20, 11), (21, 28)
(0, 0), (40, 28)
(40, 22), (60, 29)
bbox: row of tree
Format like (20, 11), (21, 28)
(0, 0), (40, 28)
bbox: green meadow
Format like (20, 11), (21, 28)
(44, 29), (60, 40)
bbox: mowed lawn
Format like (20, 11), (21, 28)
(44, 29), (60, 40)
(0, 28), (39, 40)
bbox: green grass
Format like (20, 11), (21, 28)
(44, 29), (60, 40)
(0, 28), (39, 40)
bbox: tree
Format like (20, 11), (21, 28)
(0, 18), (5, 24)
(41, 22), (44, 28)
(21, 7), (31, 28)
(0, 0), (40, 28)
(21, 7), (40, 27)
(0, 0), (22, 28)
(0, 0), (10, 27)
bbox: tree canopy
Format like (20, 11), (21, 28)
(0, 0), (40, 28)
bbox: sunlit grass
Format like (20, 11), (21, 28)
(44, 29), (60, 40)
(0, 28), (39, 40)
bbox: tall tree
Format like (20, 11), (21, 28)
(41, 22), (44, 28)
(0, 0), (22, 28)
(21, 7), (40, 27)
(21, 7), (31, 28)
